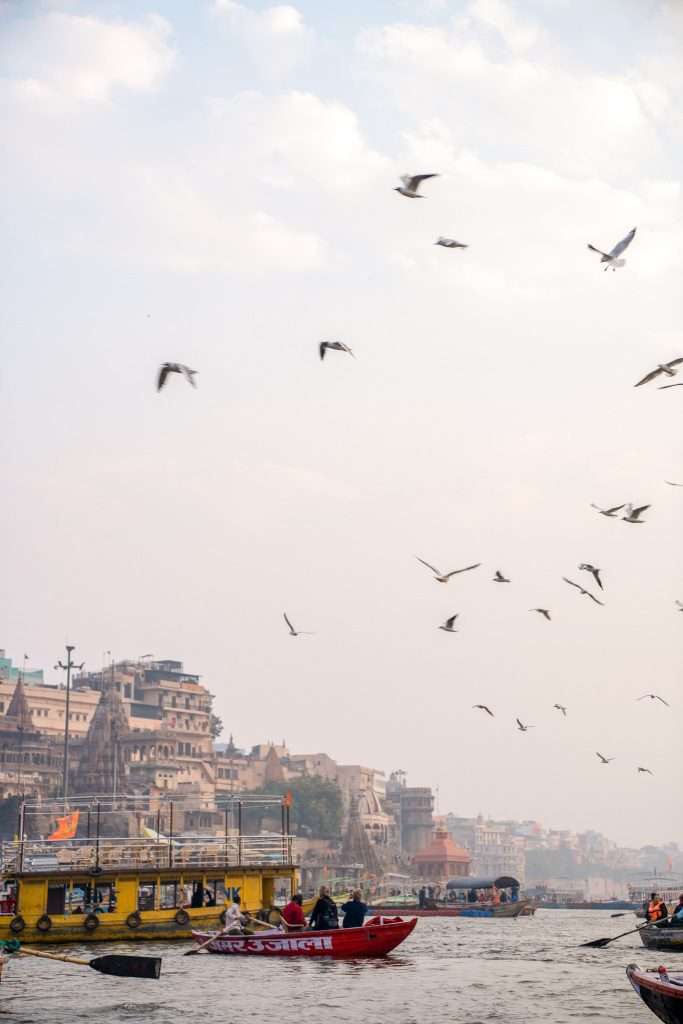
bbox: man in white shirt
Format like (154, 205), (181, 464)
(223, 895), (247, 933)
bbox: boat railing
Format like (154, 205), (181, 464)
(0, 833), (296, 874)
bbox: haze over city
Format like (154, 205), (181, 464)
(2, 0), (682, 849)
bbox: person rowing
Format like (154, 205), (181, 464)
(280, 893), (306, 931)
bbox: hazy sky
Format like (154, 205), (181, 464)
(2, 0), (682, 848)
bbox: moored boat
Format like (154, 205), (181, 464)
(627, 963), (683, 1024)
(192, 915), (417, 958)
(369, 874), (531, 918)
(640, 926), (683, 953)
(367, 901), (527, 918)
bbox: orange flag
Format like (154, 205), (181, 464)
(283, 791), (293, 808)
(48, 811), (80, 841)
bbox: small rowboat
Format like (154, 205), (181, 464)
(367, 901), (528, 919)
(627, 963), (683, 1023)
(640, 926), (683, 952)
(192, 915), (417, 958)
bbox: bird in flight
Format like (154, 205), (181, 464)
(554, 704), (568, 716)
(529, 608), (551, 620)
(578, 564), (603, 590)
(596, 752), (614, 764)
(659, 382), (683, 390)
(637, 694), (670, 706)
(416, 558), (481, 583)
(562, 577), (604, 605)
(438, 615), (459, 633)
(634, 357), (683, 387)
(622, 503), (650, 524)
(319, 340), (354, 361)
(676, 600), (683, 612)
(395, 173), (438, 198)
(665, 481), (683, 487)
(637, 767), (654, 775)
(591, 502), (625, 518)
(283, 613), (314, 637)
(473, 704), (494, 717)
(435, 237), (468, 249)
(516, 719), (534, 732)
(493, 570), (510, 583)
(157, 363), (197, 391)
(587, 227), (636, 270)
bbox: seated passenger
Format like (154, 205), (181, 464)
(308, 887), (339, 930)
(647, 892), (668, 923)
(281, 893), (306, 931)
(341, 890), (368, 929)
(669, 895), (683, 927)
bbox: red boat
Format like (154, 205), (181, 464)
(627, 963), (683, 1024)
(192, 915), (417, 958)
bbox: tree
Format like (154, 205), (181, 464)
(248, 776), (343, 839)
(209, 714), (224, 739)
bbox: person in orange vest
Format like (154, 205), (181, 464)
(647, 892), (668, 923)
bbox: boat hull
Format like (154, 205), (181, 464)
(640, 927), (683, 952)
(627, 964), (683, 1024)
(192, 916), (417, 958)
(367, 900), (529, 919)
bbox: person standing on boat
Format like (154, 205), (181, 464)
(281, 893), (306, 931)
(418, 886), (427, 909)
(341, 890), (368, 929)
(647, 892), (668, 923)
(308, 886), (339, 930)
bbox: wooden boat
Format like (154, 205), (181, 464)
(627, 963), (683, 1023)
(192, 915), (417, 958)
(367, 900), (528, 918)
(639, 925), (683, 952)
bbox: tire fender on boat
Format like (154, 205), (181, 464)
(36, 914), (52, 932)
(174, 909), (190, 927)
(9, 916), (25, 934)
(83, 913), (100, 931)
(126, 911), (141, 929)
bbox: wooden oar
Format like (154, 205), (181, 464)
(20, 946), (161, 979)
(580, 918), (664, 948)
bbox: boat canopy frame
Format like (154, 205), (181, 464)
(446, 875), (519, 890)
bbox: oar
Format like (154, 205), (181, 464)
(20, 946), (161, 979)
(580, 918), (663, 948)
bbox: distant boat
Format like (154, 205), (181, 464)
(638, 924), (683, 952)
(627, 963), (683, 1024)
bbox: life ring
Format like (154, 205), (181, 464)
(9, 916), (25, 934)
(36, 914), (52, 933)
(174, 909), (190, 927)
(219, 909), (227, 925)
(83, 913), (100, 932)
(126, 912), (141, 930)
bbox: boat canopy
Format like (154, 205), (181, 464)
(446, 875), (519, 891)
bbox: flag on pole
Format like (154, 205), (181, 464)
(48, 811), (80, 841)
(283, 791), (293, 808)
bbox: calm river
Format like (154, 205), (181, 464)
(0, 911), (657, 1023)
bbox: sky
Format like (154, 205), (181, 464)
(1, 0), (682, 849)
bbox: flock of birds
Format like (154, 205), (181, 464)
(153, 171), (678, 779)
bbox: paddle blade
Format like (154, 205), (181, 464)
(580, 937), (611, 948)
(89, 955), (161, 979)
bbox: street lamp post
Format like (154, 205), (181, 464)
(55, 645), (84, 805)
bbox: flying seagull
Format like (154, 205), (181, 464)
(622, 503), (650, 524)
(473, 704), (494, 717)
(319, 341), (354, 361)
(529, 608), (551, 620)
(435, 237), (468, 249)
(637, 694), (670, 706)
(416, 558), (481, 583)
(665, 481), (683, 487)
(493, 570), (510, 583)
(562, 577), (604, 605)
(587, 227), (636, 270)
(634, 357), (683, 387)
(553, 704), (568, 716)
(591, 502), (625, 518)
(157, 363), (197, 391)
(637, 766), (654, 775)
(658, 382), (683, 390)
(438, 614), (459, 633)
(395, 173), (438, 198)
(596, 752), (614, 764)
(283, 613), (314, 637)
(578, 564), (603, 590)
(676, 601), (683, 612)
(516, 719), (534, 732)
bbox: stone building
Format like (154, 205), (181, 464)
(0, 675), (61, 800)
(412, 827), (471, 882)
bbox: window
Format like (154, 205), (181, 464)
(138, 882), (156, 911)
(160, 882), (178, 909)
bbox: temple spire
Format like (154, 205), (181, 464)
(6, 675), (33, 731)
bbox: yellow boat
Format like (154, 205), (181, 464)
(0, 802), (298, 945)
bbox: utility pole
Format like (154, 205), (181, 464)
(55, 645), (84, 806)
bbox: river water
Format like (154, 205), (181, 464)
(0, 911), (659, 1023)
